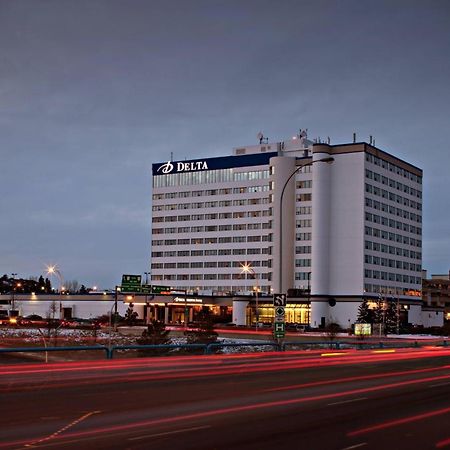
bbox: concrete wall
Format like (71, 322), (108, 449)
(6, 300), (128, 320)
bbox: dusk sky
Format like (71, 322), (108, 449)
(1, 0), (449, 288)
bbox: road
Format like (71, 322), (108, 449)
(0, 347), (449, 449)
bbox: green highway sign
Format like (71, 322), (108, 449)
(141, 284), (153, 294)
(121, 274), (142, 293)
(273, 322), (285, 339)
(151, 285), (171, 294)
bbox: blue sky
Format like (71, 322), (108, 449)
(1, 0), (449, 288)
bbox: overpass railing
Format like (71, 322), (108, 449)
(0, 339), (448, 361)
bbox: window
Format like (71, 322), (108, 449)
(296, 193), (312, 202)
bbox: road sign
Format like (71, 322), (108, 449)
(141, 284), (153, 294)
(273, 293), (287, 307)
(273, 322), (285, 338)
(121, 274), (142, 293)
(151, 285), (171, 294)
(275, 306), (285, 317)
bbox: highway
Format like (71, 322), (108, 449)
(0, 347), (449, 449)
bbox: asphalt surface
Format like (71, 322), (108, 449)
(1, 347), (450, 450)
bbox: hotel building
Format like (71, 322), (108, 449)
(150, 131), (423, 328)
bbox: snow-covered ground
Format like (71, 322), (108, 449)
(0, 327), (446, 353)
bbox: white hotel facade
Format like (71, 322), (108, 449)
(150, 132), (423, 328)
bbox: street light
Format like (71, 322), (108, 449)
(278, 156), (334, 293)
(11, 273), (18, 313)
(46, 265), (64, 320)
(241, 262), (260, 330)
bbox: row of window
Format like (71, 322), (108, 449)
(364, 270), (421, 284)
(365, 184), (422, 210)
(152, 248), (272, 258)
(158, 273), (271, 281)
(296, 193), (312, 202)
(364, 227), (422, 247)
(364, 284), (421, 295)
(153, 198), (270, 211)
(296, 219), (312, 228)
(295, 272), (313, 281)
(365, 169), (422, 198)
(152, 260), (270, 269)
(296, 232), (312, 241)
(365, 240), (421, 259)
(152, 185), (270, 201)
(364, 255), (421, 271)
(365, 213), (421, 235)
(149, 281), (270, 293)
(295, 259), (311, 267)
(153, 169), (270, 188)
(152, 210), (272, 222)
(365, 198), (422, 223)
(365, 153), (422, 184)
(152, 223), (270, 233)
(296, 206), (312, 215)
(296, 180), (312, 189)
(152, 235), (270, 245)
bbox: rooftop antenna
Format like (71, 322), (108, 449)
(369, 135), (373, 145)
(257, 132), (264, 144)
(353, 132), (356, 143)
(327, 136), (330, 144)
(170, 151), (173, 161)
(373, 137), (376, 146)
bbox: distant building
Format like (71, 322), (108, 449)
(150, 131), (424, 328)
(423, 270), (450, 321)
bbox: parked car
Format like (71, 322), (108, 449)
(19, 315), (48, 327)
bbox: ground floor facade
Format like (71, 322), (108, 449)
(0, 293), (442, 329)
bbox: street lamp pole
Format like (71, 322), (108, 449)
(46, 265), (64, 320)
(278, 157), (334, 294)
(241, 263), (259, 330)
(11, 273), (17, 312)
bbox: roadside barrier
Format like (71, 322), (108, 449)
(0, 339), (448, 361)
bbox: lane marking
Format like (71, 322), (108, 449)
(341, 444), (367, 450)
(328, 397), (367, 406)
(128, 425), (211, 441)
(24, 410), (101, 447)
(5, 372), (450, 449)
(321, 352), (348, 357)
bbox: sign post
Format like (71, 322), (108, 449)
(273, 293), (286, 339)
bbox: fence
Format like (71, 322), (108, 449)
(0, 339), (448, 361)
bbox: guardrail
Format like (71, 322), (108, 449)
(0, 339), (448, 361)
(0, 345), (110, 358)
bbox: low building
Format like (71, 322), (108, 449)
(422, 270), (450, 321)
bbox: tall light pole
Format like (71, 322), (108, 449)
(11, 273), (18, 312)
(46, 265), (64, 320)
(278, 156), (334, 294)
(241, 262), (259, 330)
